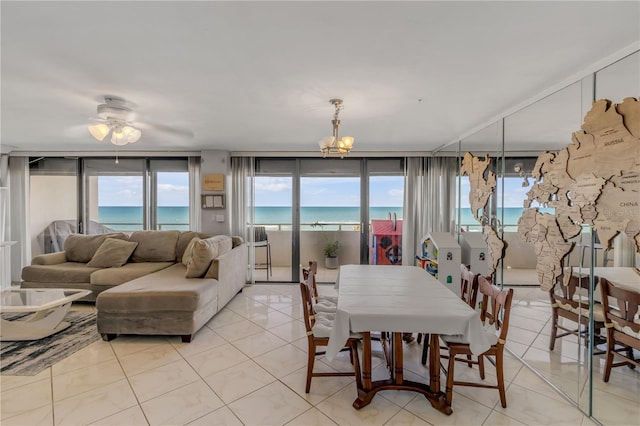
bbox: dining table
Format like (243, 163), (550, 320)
(567, 266), (640, 302)
(326, 264), (492, 415)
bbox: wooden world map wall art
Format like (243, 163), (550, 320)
(460, 152), (507, 277)
(517, 97), (640, 291)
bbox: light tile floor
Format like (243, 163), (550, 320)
(1, 284), (638, 425)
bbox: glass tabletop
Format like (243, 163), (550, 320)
(1, 289), (90, 312)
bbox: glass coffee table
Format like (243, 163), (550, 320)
(0, 288), (91, 341)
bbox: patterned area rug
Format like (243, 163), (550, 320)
(1, 311), (100, 376)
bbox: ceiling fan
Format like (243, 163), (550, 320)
(87, 96), (194, 146)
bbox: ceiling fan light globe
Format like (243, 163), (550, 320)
(122, 126), (141, 143)
(88, 123), (110, 141)
(111, 132), (129, 146)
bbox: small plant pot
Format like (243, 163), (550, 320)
(325, 256), (339, 269)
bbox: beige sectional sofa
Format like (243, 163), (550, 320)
(21, 230), (247, 342)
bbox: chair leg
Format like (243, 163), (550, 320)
(267, 243), (272, 277)
(305, 341), (315, 393)
(626, 346), (636, 368)
(421, 334), (429, 365)
(445, 351), (456, 406)
(478, 354), (485, 380)
(549, 312), (558, 350)
(496, 351), (507, 408)
(603, 332), (614, 383)
(466, 354), (473, 368)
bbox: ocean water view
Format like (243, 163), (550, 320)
(99, 206), (544, 231)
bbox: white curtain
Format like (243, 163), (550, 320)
(0, 154), (8, 187)
(188, 156), (202, 231)
(402, 156), (457, 265)
(9, 156), (30, 282)
(230, 157), (254, 282)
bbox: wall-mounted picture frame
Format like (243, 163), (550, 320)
(203, 173), (224, 191)
(201, 194), (225, 209)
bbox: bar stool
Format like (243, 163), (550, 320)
(251, 226), (272, 279)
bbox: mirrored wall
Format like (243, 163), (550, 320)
(451, 50), (639, 424)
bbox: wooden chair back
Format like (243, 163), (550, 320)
(600, 278), (640, 335)
(599, 277), (640, 382)
(460, 264), (479, 309)
(302, 260), (320, 302)
(552, 274), (593, 312)
(299, 280), (317, 333)
(478, 275), (514, 345)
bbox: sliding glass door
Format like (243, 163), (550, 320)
(29, 157), (192, 259)
(253, 157), (404, 283)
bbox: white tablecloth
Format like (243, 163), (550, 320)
(326, 265), (492, 360)
(568, 267), (640, 302)
(571, 267), (640, 290)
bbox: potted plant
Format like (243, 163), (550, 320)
(324, 239), (341, 269)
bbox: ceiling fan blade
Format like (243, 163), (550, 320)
(65, 124), (94, 138)
(134, 121), (194, 138)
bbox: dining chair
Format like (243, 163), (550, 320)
(306, 260), (338, 304)
(302, 262), (336, 313)
(599, 277), (640, 382)
(461, 264), (480, 309)
(419, 264), (480, 365)
(441, 275), (514, 408)
(250, 226), (272, 279)
(549, 272), (605, 352)
(299, 280), (362, 393)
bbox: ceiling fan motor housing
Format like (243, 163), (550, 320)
(96, 97), (135, 122)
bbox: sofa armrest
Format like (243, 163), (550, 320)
(207, 243), (247, 308)
(31, 251), (68, 265)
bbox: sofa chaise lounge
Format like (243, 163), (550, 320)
(21, 230), (247, 342)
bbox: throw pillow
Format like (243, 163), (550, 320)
(182, 236), (200, 266)
(87, 238), (139, 268)
(64, 232), (128, 263)
(184, 237), (222, 278)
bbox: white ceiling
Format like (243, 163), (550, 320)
(1, 1), (639, 155)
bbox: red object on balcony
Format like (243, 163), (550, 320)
(370, 219), (403, 265)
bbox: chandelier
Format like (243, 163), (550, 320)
(318, 99), (354, 158)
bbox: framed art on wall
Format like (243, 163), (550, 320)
(201, 194), (225, 209)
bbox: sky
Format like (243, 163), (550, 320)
(256, 176), (530, 208)
(98, 173), (189, 206)
(99, 173), (531, 209)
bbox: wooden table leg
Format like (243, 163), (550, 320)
(393, 332), (403, 385)
(353, 331), (451, 415)
(429, 333), (441, 393)
(362, 332), (372, 391)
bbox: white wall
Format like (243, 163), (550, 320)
(200, 150), (230, 235)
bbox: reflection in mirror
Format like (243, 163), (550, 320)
(457, 122), (506, 280)
(504, 81), (583, 152)
(591, 50), (639, 426)
(502, 80), (589, 411)
(596, 51), (640, 102)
